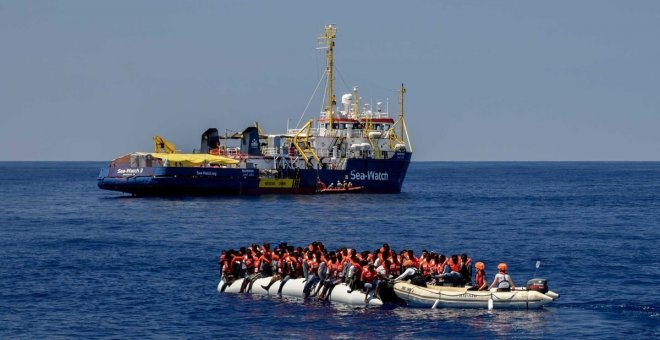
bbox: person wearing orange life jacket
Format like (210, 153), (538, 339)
(219, 249), (237, 292)
(489, 263), (516, 291)
(302, 252), (321, 298)
(312, 252), (329, 297)
(276, 252), (297, 295)
(394, 259), (419, 282)
(373, 259), (391, 300)
(259, 251), (273, 277)
(339, 248), (351, 280)
(318, 252), (341, 301)
(293, 248), (304, 278)
(419, 250), (431, 280)
(240, 249), (263, 293)
(260, 248), (282, 291)
(389, 252), (402, 278)
(360, 263), (379, 302)
(469, 262), (488, 291)
(345, 256), (363, 293)
(218, 250), (226, 279)
(434, 254), (447, 275)
(439, 254), (464, 286)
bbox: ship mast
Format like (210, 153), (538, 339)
(399, 83), (406, 140)
(320, 24), (337, 131)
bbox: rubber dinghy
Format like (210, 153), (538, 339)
(217, 276), (383, 306)
(393, 281), (559, 309)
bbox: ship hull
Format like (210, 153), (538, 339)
(98, 152), (411, 196)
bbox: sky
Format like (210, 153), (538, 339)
(1, 0), (659, 161)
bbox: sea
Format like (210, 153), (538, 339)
(1, 161), (658, 338)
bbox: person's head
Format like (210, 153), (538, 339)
(381, 251), (390, 260)
(263, 243), (270, 251)
(451, 254), (459, 263)
(461, 253), (468, 262)
(368, 264), (375, 271)
(475, 262), (485, 271)
(498, 263), (507, 273)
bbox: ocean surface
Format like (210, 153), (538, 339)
(1, 161), (658, 338)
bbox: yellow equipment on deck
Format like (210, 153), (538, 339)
(153, 135), (177, 154)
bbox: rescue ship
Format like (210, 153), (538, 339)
(98, 24), (412, 196)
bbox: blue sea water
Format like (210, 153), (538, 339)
(1, 161), (658, 338)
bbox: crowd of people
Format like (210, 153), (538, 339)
(218, 241), (515, 302)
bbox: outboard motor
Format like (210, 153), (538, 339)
(527, 278), (549, 294)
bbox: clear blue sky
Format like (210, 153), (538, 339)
(1, 1), (658, 161)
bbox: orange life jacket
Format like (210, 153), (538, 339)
(361, 269), (376, 283)
(448, 259), (461, 272)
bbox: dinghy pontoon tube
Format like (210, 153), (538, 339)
(218, 277), (383, 306)
(393, 280), (559, 309)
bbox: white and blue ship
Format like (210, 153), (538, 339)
(98, 25), (412, 196)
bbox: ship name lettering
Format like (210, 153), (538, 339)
(117, 168), (144, 175)
(350, 170), (389, 181)
(196, 171), (216, 176)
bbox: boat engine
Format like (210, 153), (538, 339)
(527, 278), (549, 293)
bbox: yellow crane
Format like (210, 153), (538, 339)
(153, 135), (177, 154)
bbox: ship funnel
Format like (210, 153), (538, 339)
(240, 127), (261, 156)
(201, 128), (220, 154)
